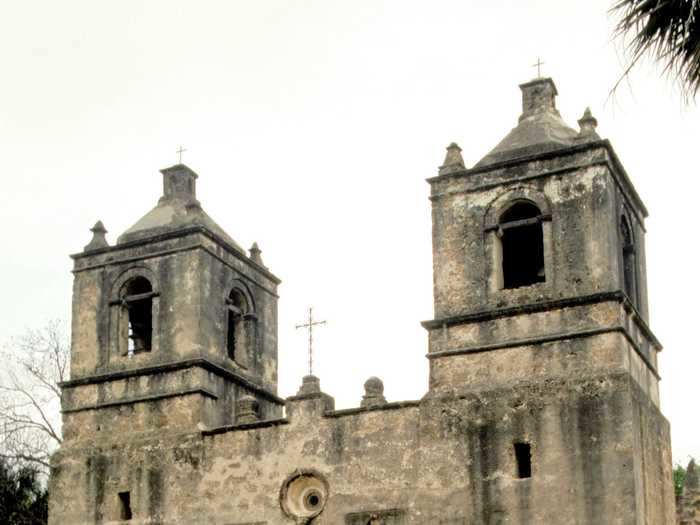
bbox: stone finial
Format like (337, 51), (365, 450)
(360, 376), (387, 408)
(236, 394), (260, 424)
(249, 242), (266, 267)
(519, 77), (559, 121)
(83, 221), (110, 251)
(438, 142), (466, 176)
(286, 374), (335, 417)
(296, 374), (321, 396)
(686, 459), (699, 490)
(577, 107), (600, 140)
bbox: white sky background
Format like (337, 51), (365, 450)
(0, 1), (698, 464)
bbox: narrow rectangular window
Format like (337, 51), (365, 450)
(226, 289), (249, 366)
(514, 442), (532, 479)
(118, 491), (132, 520)
(226, 309), (237, 359)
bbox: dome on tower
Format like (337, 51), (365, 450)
(475, 77), (579, 168)
(117, 163), (245, 254)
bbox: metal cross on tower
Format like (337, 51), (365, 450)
(532, 57), (545, 78)
(176, 145), (187, 164)
(295, 307), (327, 376)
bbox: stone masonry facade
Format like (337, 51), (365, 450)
(49, 77), (676, 524)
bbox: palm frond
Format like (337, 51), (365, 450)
(612, 0), (700, 100)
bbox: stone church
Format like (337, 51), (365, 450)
(49, 77), (676, 524)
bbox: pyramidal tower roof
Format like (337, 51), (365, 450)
(475, 77), (579, 167)
(117, 164), (245, 254)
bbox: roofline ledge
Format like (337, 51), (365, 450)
(426, 139), (648, 218)
(71, 225), (281, 284)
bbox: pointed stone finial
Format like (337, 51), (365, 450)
(438, 142), (466, 175)
(236, 394), (260, 424)
(249, 242), (265, 267)
(360, 376), (387, 408)
(83, 221), (110, 251)
(577, 107), (600, 140)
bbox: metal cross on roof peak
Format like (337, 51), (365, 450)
(295, 307), (327, 376)
(532, 57), (545, 78)
(176, 145), (187, 164)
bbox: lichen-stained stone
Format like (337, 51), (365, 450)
(49, 78), (675, 525)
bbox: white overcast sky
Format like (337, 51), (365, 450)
(0, 1), (698, 464)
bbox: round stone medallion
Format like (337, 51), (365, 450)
(280, 469), (329, 522)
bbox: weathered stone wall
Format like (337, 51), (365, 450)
(49, 372), (672, 524)
(426, 301), (660, 405)
(428, 144), (647, 322)
(61, 367), (283, 440)
(63, 229), (283, 440)
(610, 165), (649, 321)
(630, 381), (675, 523)
(70, 231), (278, 381)
(71, 234), (202, 378)
(195, 237), (280, 393)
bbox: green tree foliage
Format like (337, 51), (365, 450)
(612, 0), (700, 99)
(675, 462), (687, 497)
(0, 456), (47, 525)
(674, 457), (699, 497)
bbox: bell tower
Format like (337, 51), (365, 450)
(61, 164), (283, 440)
(423, 78), (675, 523)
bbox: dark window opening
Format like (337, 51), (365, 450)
(514, 442), (532, 479)
(118, 491), (132, 520)
(226, 289), (247, 364)
(500, 202), (545, 289)
(620, 216), (638, 307)
(122, 277), (153, 355)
